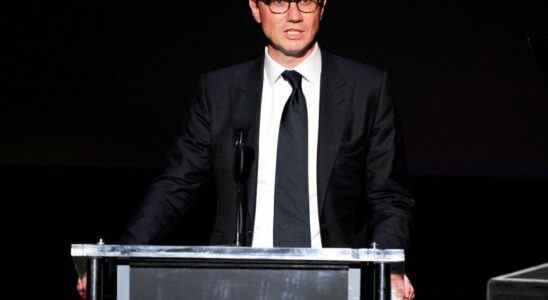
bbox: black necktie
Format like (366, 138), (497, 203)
(273, 70), (311, 247)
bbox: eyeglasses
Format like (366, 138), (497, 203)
(259, 0), (324, 14)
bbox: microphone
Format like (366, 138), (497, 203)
(233, 128), (250, 246)
(233, 129), (246, 184)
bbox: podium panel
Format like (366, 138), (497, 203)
(128, 266), (348, 300)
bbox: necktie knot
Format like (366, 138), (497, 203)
(282, 70), (302, 90)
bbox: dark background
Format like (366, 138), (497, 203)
(2, 1), (547, 299)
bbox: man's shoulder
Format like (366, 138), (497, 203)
(324, 51), (386, 79)
(198, 51), (387, 83)
(202, 58), (262, 83)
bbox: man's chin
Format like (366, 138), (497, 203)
(280, 48), (308, 58)
(273, 42), (315, 59)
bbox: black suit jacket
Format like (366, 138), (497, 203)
(122, 51), (414, 251)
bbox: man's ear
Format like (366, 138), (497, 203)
(320, 0), (327, 19)
(249, 0), (262, 24)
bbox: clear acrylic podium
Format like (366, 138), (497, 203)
(71, 244), (405, 300)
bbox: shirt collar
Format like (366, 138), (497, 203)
(264, 43), (322, 85)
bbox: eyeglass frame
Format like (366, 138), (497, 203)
(258, 0), (325, 14)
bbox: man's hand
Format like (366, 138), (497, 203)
(391, 274), (415, 300)
(76, 273), (87, 300)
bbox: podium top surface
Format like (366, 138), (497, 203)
(71, 244), (404, 263)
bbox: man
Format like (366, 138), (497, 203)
(78, 0), (415, 299)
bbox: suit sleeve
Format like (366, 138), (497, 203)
(366, 71), (414, 252)
(120, 75), (212, 244)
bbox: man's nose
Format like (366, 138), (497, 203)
(287, 2), (304, 22)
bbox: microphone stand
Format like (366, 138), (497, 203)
(236, 184), (245, 247)
(233, 129), (248, 247)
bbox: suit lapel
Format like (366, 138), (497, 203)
(230, 57), (264, 243)
(317, 52), (348, 214)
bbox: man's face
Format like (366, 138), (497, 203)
(249, 0), (325, 59)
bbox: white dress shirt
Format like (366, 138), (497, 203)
(252, 44), (323, 248)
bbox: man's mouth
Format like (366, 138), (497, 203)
(285, 29), (304, 39)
